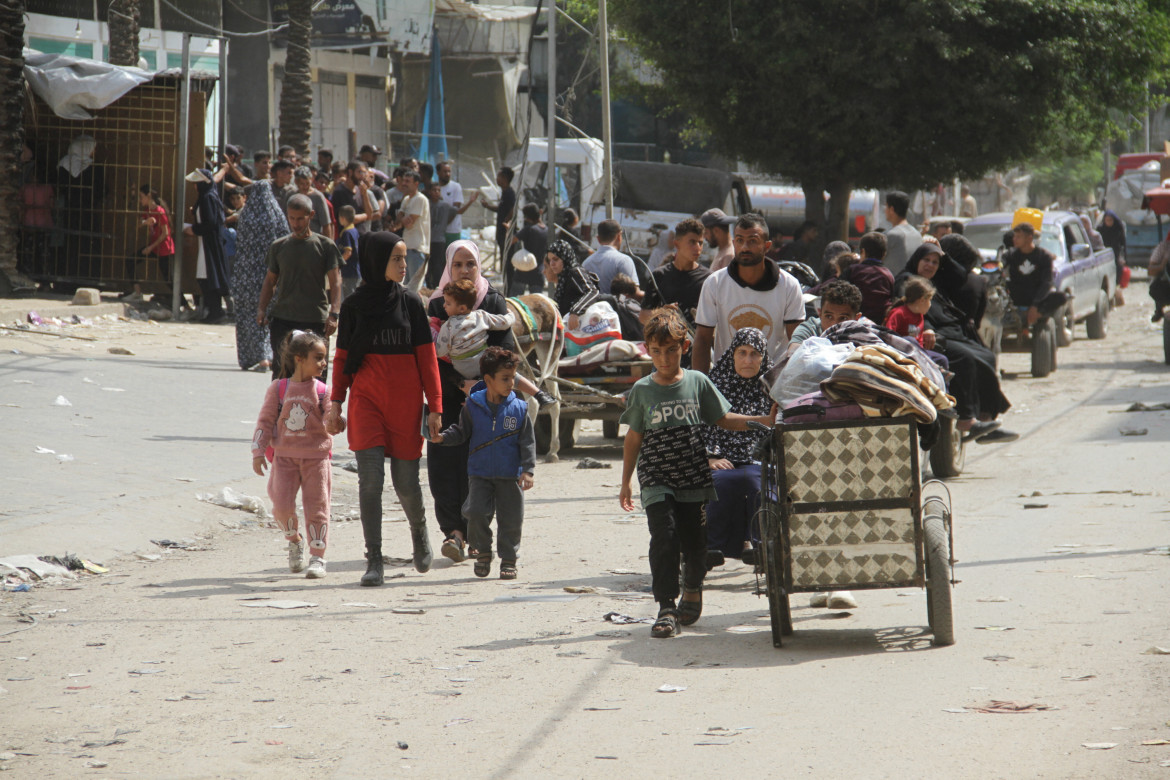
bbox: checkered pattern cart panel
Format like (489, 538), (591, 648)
(787, 508), (919, 588)
(782, 423), (914, 503)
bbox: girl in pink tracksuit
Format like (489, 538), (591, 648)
(251, 330), (336, 579)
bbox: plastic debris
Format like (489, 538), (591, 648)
(1119, 427), (1148, 436)
(242, 600), (317, 610)
(196, 487), (272, 519)
(342, 602), (377, 608)
(656, 684), (686, 693)
(1125, 401), (1170, 411)
(1140, 739), (1170, 745)
(576, 457), (611, 469)
(1082, 743), (1118, 750)
(1141, 646), (1170, 655)
(107, 347), (135, 355)
(984, 656), (1014, 662)
(971, 701), (1054, 714)
(603, 612), (652, 625)
(4, 584), (31, 593)
(1061, 674), (1096, 681)
(391, 608), (425, 615)
(0, 555), (75, 580)
(34, 446), (55, 455)
(52, 395), (72, 407)
(339, 460), (359, 473)
(397, 741), (409, 750)
(974, 626), (1015, 631)
(151, 539), (207, 551)
(56, 454), (74, 462)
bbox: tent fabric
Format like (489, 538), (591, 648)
(419, 31), (448, 163)
(610, 160), (735, 215)
(23, 50), (154, 120)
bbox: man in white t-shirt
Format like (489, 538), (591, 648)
(394, 169), (430, 282)
(693, 212), (805, 371)
(437, 161), (477, 246)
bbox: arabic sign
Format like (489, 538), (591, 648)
(270, 0), (433, 53)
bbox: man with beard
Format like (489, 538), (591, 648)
(270, 160), (298, 214)
(701, 208), (737, 271)
(330, 160), (374, 235)
(693, 212), (805, 371)
(257, 194), (343, 380)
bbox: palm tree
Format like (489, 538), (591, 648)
(107, 0), (141, 67)
(278, 0), (313, 160)
(0, 0), (34, 294)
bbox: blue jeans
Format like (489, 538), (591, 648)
(406, 249), (426, 281)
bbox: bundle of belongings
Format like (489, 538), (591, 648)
(770, 319), (955, 447)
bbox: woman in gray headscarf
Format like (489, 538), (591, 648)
(231, 180), (288, 369)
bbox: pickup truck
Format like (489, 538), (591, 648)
(964, 210), (1117, 340)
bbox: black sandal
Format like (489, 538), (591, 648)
(499, 560), (517, 580)
(678, 586), (703, 626)
(473, 555), (492, 578)
(651, 609), (679, 638)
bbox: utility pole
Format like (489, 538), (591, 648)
(546, 0), (557, 227)
(599, 0), (613, 219)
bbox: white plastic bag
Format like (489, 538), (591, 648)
(771, 337), (854, 406)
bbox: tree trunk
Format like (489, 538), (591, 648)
(0, 0), (35, 294)
(278, 0), (314, 161)
(108, 0), (141, 68)
(801, 178), (828, 278)
(825, 179), (853, 259)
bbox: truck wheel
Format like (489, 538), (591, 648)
(1031, 320), (1054, 378)
(1085, 288), (1109, 340)
(929, 416), (965, 478)
(602, 420), (620, 439)
(1056, 300), (1075, 347)
(924, 510), (955, 646)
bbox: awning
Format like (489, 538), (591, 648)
(23, 50), (154, 120)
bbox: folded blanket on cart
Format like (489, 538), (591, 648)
(822, 345), (954, 423)
(822, 320), (950, 389)
(559, 339), (649, 369)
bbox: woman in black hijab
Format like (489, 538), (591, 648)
(896, 243), (1013, 442)
(187, 169), (230, 323)
(325, 231), (443, 586)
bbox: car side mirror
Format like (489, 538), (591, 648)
(1071, 243), (1092, 261)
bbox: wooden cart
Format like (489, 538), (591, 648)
(756, 416), (956, 648)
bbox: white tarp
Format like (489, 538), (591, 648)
(23, 50), (153, 121)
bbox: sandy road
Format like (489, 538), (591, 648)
(1, 288), (1168, 779)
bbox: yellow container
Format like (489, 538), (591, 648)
(1012, 207), (1044, 232)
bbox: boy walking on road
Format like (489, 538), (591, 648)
(619, 309), (777, 638)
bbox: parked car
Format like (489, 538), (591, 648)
(964, 211), (1117, 345)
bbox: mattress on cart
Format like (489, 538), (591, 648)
(779, 418), (920, 589)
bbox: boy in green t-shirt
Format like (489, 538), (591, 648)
(619, 309), (777, 638)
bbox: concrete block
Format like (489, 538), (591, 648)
(71, 288), (101, 306)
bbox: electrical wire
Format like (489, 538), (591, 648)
(157, 0), (328, 39)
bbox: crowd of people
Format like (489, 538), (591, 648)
(239, 160), (1097, 641)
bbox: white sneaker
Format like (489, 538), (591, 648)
(288, 539), (306, 573)
(827, 591), (858, 609)
(305, 556), (327, 579)
(809, 592), (829, 608)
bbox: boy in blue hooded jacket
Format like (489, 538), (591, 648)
(432, 346), (536, 579)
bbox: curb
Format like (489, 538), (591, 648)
(1, 301), (131, 325)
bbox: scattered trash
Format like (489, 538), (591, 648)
(1082, 743), (1118, 750)
(56, 453), (74, 462)
(977, 597), (1010, 603)
(107, 347), (135, 355)
(265, 740), (283, 746)
(493, 593), (579, 603)
(1147, 546), (1170, 556)
(1119, 427), (1148, 437)
(34, 446), (55, 455)
(342, 602), (377, 608)
(583, 706), (620, 711)
(196, 487), (271, 519)
(971, 701), (1055, 714)
(129, 669), (163, 675)
(943, 708), (970, 714)
(595, 630), (630, 638)
(656, 684), (686, 693)
(974, 626), (1015, 631)
(151, 539), (206, 551)
(1023, 503), (1048, 509)
(242, 600), (318, 610)
(607, 568), (641, 576)
(396, 741), (409, 750)
(444, 718), (473, 727)
(983, 656), (1013, 662)
(564, 586), (600, 593)
(0, 555), (75, 580)
(4, 584), (31, 593)
(1125, 401), (1170, 412)
(576, 458), (611, 469)
(1141, 646), (1170, 655)
(1062, 674), (1096, 681)
(52, 395), (72, 407)
(27, 311), (42, 324)
(603, 612), (652, 625)
(86, 760), (109, 768)
(1141, 739), (1170, 745)
(391, 608), (425, 615)
(101, 387), (125, 393)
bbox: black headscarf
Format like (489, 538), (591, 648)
(939, 234), (980, 272)
(342, 231), (405, 374)
(902, 243), (967, 303)
(194, 168), (225, 227)
(1097, 210), (1126, 253)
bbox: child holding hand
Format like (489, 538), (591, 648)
(885, 276), (936, 349)
(431, 347), (535, 580)
(619, 309), (777, 638)
(251, 330), (335, 578)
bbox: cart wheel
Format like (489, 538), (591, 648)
(929, 415), (965, 478)
(602, 419), (620, 439)
(1030, 320), (1054, 378)
(765, 538), (789, 647)
(923, 509), (955, 646)
(1085, 288), (1109, 340)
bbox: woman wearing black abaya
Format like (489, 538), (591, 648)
(185, 169), (231, 323)
(896, 243), (1015, 443)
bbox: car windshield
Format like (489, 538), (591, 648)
(965, 223), (1063, 259)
